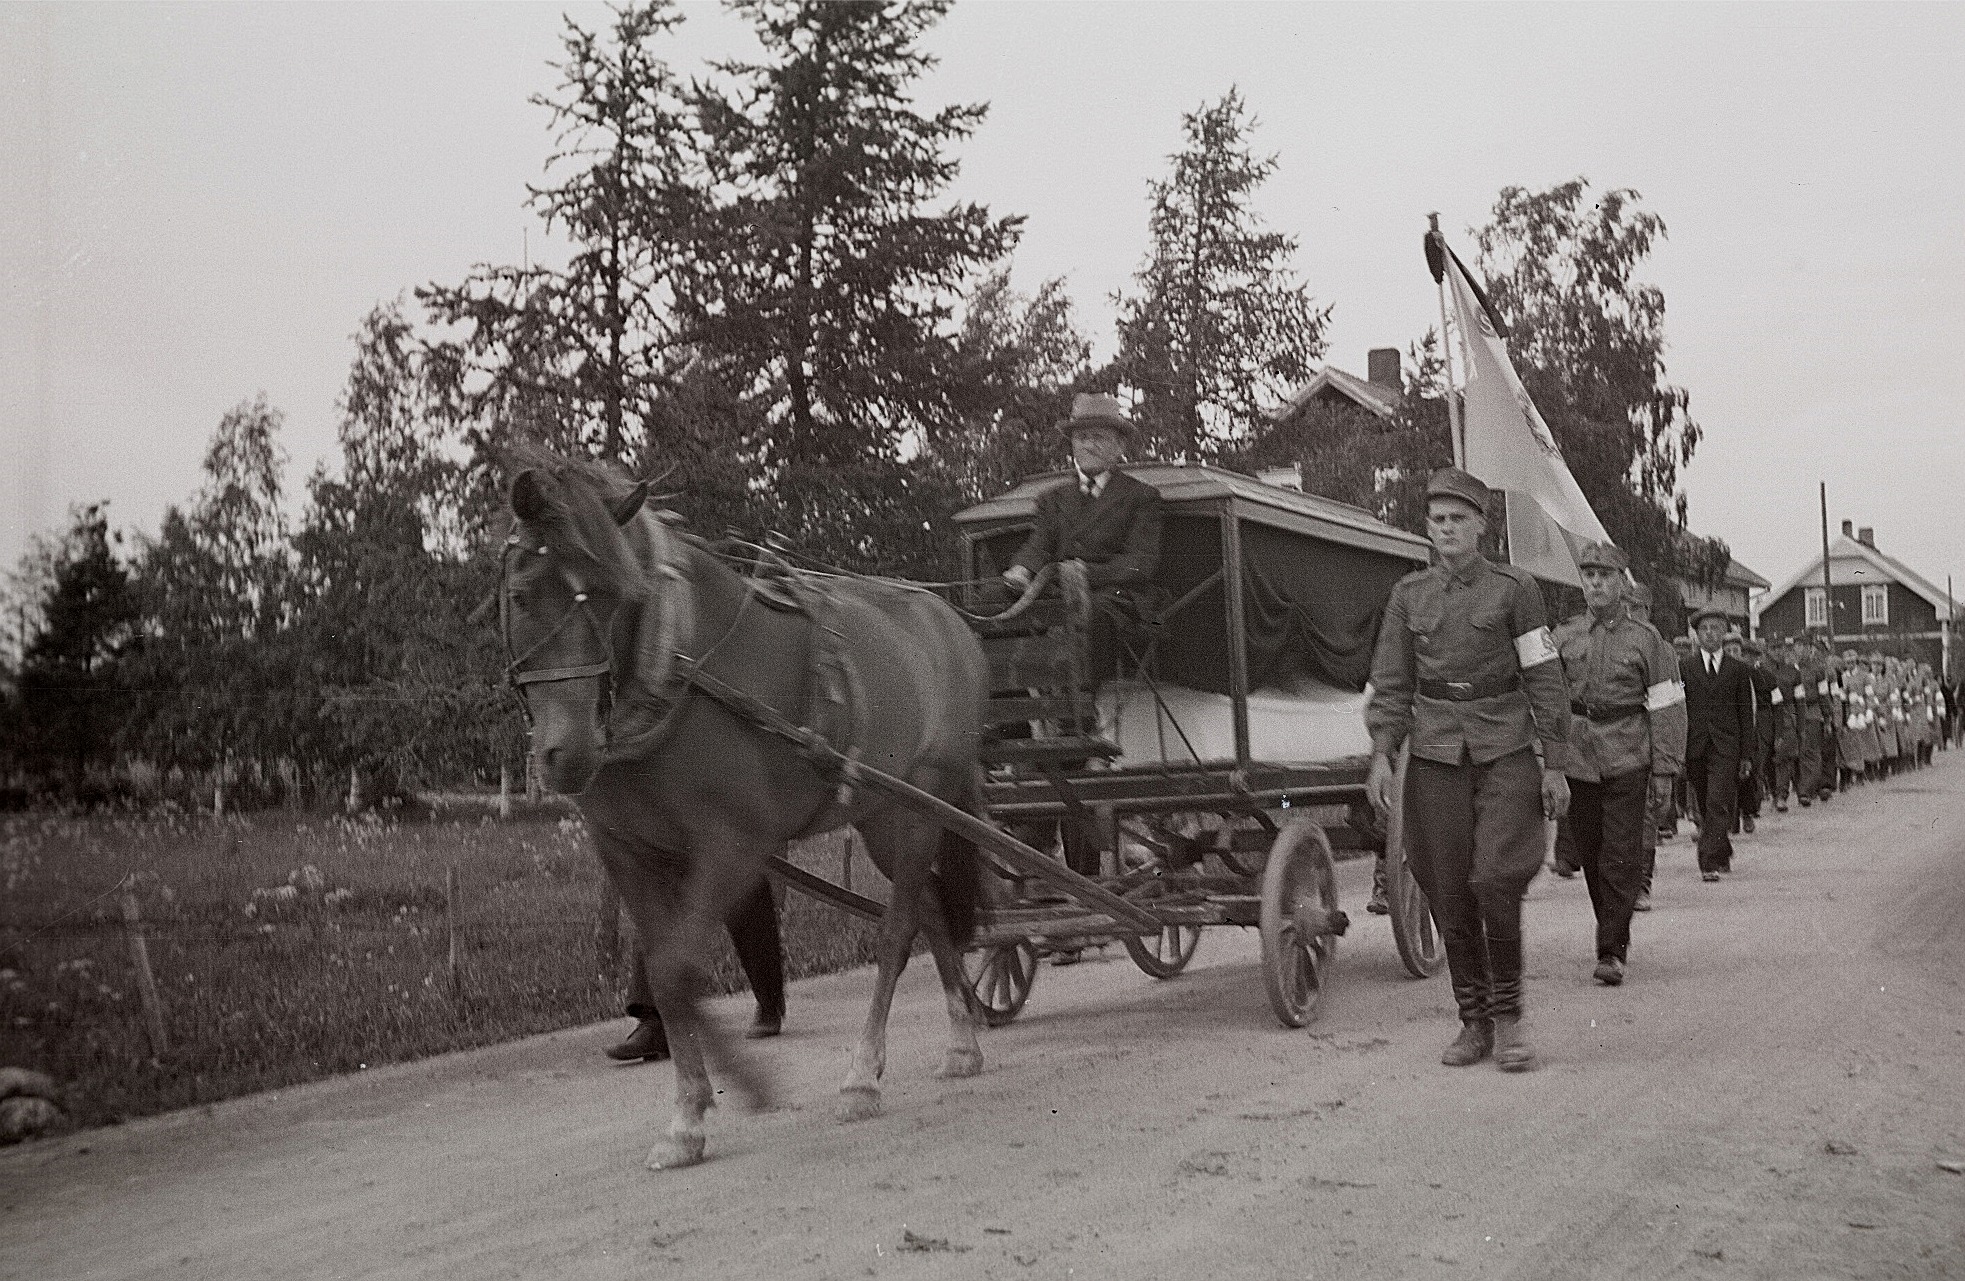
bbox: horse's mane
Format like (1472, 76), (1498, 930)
(505, 444), (650, 588)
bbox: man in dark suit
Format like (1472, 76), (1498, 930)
(1681, 607), (1756, 881)
(997, 392), (1164, 679)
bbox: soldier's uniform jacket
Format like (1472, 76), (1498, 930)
(1552, 610), (1687, 782)
(1365, 557), (1570, 770)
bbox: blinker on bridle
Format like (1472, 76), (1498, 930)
(498, 534), (620, 729)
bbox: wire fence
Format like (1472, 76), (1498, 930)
(0, 808), (885, 1133)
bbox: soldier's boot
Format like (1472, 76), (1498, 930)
(1366, 856), (1390, 915)
(1486, 936), (1536, 1073)
(1438, 926), (1493, 1066)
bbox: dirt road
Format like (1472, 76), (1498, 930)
(6, 755), (1965, 1280)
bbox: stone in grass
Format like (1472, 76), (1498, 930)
(0, 1067), (59, 1102)
(0, 1096), (63, 1143)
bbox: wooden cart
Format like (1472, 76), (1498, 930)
(946, 464), (1444, 1027)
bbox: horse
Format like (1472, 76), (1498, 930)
(497, 450), (992, 1169)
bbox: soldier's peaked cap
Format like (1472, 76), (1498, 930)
(1576, 540), (1629, 571)
(1056, 392), (1135, 439)
(1424, 467), (1491, 513)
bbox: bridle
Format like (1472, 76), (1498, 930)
(498, 533), (623, 732)
(497, 508), (749, 760)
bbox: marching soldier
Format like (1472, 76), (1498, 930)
(1837, 650), (1872, 787)
(1792, 641), (1829, 804)
(1366, 468), (1570, 1072)
(1627, 583), (1671, 911)
(1728, 631), (1769, 834)
(1551, 543), (1685, 985)
(1765, 636), (1802, 810)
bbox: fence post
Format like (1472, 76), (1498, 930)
(118, 878), (170, 1058)
(498, 761), (513, 821)
(445, 865), (461, 995)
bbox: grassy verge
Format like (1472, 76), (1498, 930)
(0, 804), (884, 1134)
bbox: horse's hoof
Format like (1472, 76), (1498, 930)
(836, 1087), (882, 1123)
(647, 1134), (706, 1170)
(935, 1047), (984, 1079)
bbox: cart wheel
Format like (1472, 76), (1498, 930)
(1384, 746), (1446, 978)
(964, 941), (1038, 1027)
(1123, 925), (1202, 978)
(1259, 818), (1343, 1028)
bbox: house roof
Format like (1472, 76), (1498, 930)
(1760, 534), (1952, 620)
(1724, 556), (1770, 591)
(1270, 364), (1402, 424)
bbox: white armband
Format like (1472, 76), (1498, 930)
(1769, 688), (1784, 705)
(1818, 680), (1830, 695)
(1794, 685), (1807, 699)
(1514, 626), (1558, 668)
(1645, 680), (1685, 712)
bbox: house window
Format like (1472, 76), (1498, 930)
(1805, 587), (1827, 628)
(1862, 584), (1889, 626)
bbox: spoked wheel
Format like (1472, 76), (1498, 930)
(1259, 818), (1346, 1028)
(1384, 746), (1446, 978)
(964, 941), (1038, 1027)
(1123, 924), (1202, 978)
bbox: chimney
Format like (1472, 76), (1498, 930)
(1858, 527), (1875, 548)
(1841, 520), (1853, 538)
(1367, 347), (1402, 393)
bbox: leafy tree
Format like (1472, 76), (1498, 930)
(292, 307), (516, 805)
(9, 505), (137, 793)
(123, 396), (296, 801)
(1114, 88), (1331, 461)
(1472, 178), (1725, 595)
(688, 0), (1020, 468)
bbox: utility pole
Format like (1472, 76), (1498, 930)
(1819, 483), (1834, 642)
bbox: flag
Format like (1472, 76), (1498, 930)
(1426, 230), (1609, 586)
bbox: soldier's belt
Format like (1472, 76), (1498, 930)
(1571, 701), (1646, 723)
(1418, 674), (1522, 702)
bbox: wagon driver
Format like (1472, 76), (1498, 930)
(991, 392), (1164, 680)
(1365, 467), (1571, 1072)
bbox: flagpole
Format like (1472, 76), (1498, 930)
(1426, 213), (1465, 468)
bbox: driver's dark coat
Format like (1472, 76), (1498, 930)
(1008, 469), (1164, 589)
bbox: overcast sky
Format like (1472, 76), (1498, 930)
(4, 1), (1962, 606)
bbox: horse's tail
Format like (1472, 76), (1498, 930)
(932, 773), (988, 950)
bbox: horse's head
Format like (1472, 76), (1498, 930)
(501, 459), (652, 795)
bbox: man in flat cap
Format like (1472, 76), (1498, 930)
(1551, 542), (1684, 985)
(1366, 467), (1570, 1070)
(997, 392), (1164, 681)
(1681, 606), (1755, 880)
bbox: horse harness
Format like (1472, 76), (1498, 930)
(500, 512), (871, 830)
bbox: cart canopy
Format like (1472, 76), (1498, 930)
(956, 464), (1431, 695)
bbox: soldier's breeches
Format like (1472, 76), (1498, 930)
(1798, 719), (1823, 797)
(1564, 770), (1648, 962)
(1404, 747), (1544, 1019)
